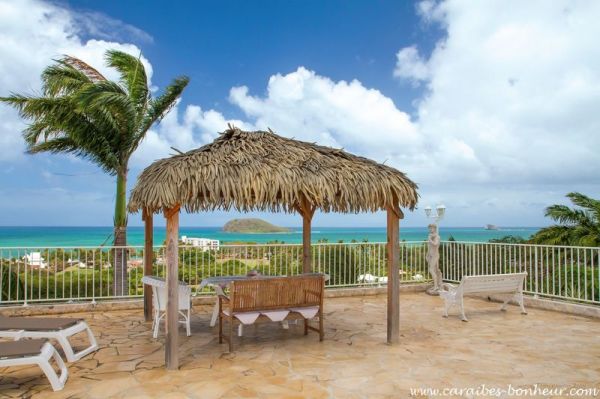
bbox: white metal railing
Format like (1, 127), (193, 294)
(0, 242), (430, 306)
(441, 241), (600, 305)
(2, 241), (598, 307)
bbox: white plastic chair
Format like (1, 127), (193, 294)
(141, 276), (192, 338)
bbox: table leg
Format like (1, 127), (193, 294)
(210, 301), (219, 327)
(210, 286), (226, 328)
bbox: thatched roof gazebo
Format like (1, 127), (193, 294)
(128, 127), (418, 369)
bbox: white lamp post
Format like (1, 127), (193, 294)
(425, 204), (446, 225)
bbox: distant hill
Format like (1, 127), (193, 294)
(222, 218), (290, 233)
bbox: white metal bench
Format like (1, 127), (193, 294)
(440, 272), (528, 321)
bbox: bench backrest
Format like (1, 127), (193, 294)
(459, 272), (527, 294)
(230, 274), (325, 312)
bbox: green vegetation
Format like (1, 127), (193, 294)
(1, 50), (189, 295)
(489, 235), (527, 244)
(530, 192), (600, 247)
(223, 218), (290, 233)
(1, 267), (23, 301)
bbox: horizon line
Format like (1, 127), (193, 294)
(0, 225), (543, 229)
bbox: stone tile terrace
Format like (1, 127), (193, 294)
(0, 292), (599, 398)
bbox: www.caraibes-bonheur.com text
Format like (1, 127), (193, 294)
(410, 384), (600, 397)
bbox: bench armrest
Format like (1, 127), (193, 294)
(218, 295), (230, 309)
(218, 294), (230, 302)
(439, 283), (458, 297)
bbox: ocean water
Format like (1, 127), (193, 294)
(0, 226), (539, 247)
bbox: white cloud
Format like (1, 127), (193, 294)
(69, 9), (154, 44)
(2, 0), (599, 227)
(0, 0), (152, 161)
(0, 0), (244, 172)
(395, 0), (600, 187)
(394, 46), (430, 85)
(229, 67), (419, 159)
(130, 103), (253, 168)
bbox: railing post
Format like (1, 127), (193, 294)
(143, 208), (154, 322)
(534, 246), (539, 298)
(23, 259), (28, 307)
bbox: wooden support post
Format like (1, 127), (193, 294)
(143, 208), (154, 322)
(164, 205), (180, 370)
(386, 205), (402, 344)
(298, 194), (316, 274)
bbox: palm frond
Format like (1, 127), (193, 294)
(75, 81), (135, 134)
(566, 192), (600, 223)
(129, 76), (189, 155)
(530, 225), (574, 245)
(545, 205), (590, 226)
(532, 192), (600, 247)
(62, 55), (106, 82)
(42, 61), (93, 97)
(145, 76), (189, 126)
(105, 50), (148, 112)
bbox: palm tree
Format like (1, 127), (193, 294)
(530, 192), (600, 247)
(1, 50), (189, 295)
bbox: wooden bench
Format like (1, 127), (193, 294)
(219, 274), (325, 351)
(440, 272), (528, 321)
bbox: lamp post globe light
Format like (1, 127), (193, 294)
(424, 203), (445, 295)
(425, 204), (446, 224)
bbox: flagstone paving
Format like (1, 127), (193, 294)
(0, 293), (599, 398)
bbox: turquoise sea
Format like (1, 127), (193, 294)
(0, 226), (539, 247)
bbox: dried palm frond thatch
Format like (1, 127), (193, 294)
(128, 127), (419, 214)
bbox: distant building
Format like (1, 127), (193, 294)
(23, 252), (47, 269)
(181, 236), (219, 251)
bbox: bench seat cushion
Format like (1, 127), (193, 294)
(261, 310), (289, 322)
(222, 310), (261, 325)
(289, 306), (319, 319)
(0, 339), (47, 359)
(223, 307), (320, 324)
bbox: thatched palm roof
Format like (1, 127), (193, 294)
(128, 127), (418, 214)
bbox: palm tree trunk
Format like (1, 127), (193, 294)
(113, 172), (128, 297)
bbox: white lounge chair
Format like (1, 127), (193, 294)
(0, 317), (98, 362)
(0, 339), (68, 391)
(141, 276), (192, 338)
(357, 273), (378, 283)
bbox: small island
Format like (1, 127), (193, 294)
(222, 218), (290, 233)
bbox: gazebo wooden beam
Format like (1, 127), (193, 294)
(386, 204), (403, 344)
(296, 194), (316, 274)
(164, 204), (180, 370)
(142, 208), (153, 322)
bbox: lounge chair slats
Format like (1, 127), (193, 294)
(0, 317), (81, 331)
(0, 339), (47, 359)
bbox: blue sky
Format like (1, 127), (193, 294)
(0, 0), (599, 228)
